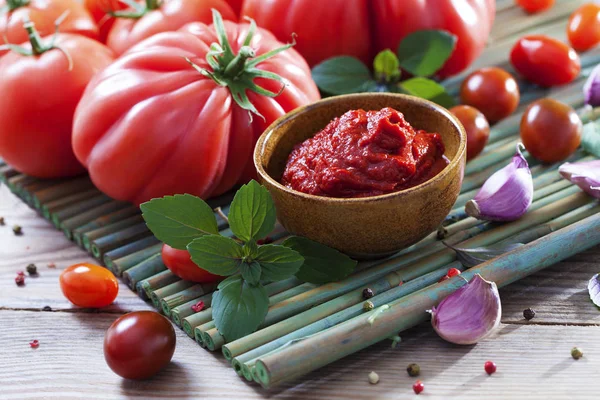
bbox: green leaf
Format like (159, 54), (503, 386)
(312, 56), (374, 95)
(211, 275), (269, 341)
(187, 235), (243, 276)
(399, 77), (456, 108)
(373, 49), (400, 82)
(140, 194), (218, 250)
(283, 237), (357, 284)
(255, 244), (304, 282)
(582, 120), (600, 158)
(241, 261), (262, 285)
(397, 30), (457, 77)
(228, 180), (276, 242)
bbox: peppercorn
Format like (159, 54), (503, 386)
(191, 300), (205, 313)
(29, 340), (39, 349)
(368, 371), (379, 384)
(523, 308), (536, 320)
(26, 263), (37, 275)
(0, 216), (5, 225)
(47, 263), (56, 269)
(437, 226), (448, 240)
(484, 361), (497, 375)
(12, 225), (22, 235)
(15, 275), (25, 286)
(42, 306), (52, 312)
(363, 301), (374, 311)
(413, 380), (424, 394)
(362, 288), (374, 299)
(571, 347), (583, 360)
(407, 363), (420, 377)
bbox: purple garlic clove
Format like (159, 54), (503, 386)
(584, 64), (600, 107)
(559, 160), (600, 199)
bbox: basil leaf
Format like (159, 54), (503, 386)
(228, 180), (276, 242)
(399, 77), (456, 108)
(255, 244), (304, 282)
(140, 194), (218, 250)
(373, 49), (400, 82)
(312, 56), (373, 95)
(397, 30), (457, 77)
(283, 236), (357, 284)
(588, 273), (600, 308)
(211, 275), (269, 341)
(241, 261), (262, 285)
(444, 242), (524, 268)
(187, 235), (243, 276)
(582, 120), (600, 158)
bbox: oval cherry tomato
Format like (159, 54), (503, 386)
(449, 105), (490, 161)
(520, 99), (582, 163)
(60, 263), (119, 308)
(510, 35), (581, 87)
(460, 67), (520, 123)
(84, 0), (128, 42)
(104, 311), (176, 380)
(0, 33), (114, 178)
(106, 0), (236, 56)
(515, 0), (555, 13)
(567, 3), (600, 52)
(162, 244), (222, 283)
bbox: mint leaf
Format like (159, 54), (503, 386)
(373, 49), (400, 82)
(211, 275), (269, 341)
(312, 56), (374, 95)
(187, 235), (243, 276)
(241, 261), (262, 285)
(228, 180), (276, 242)
(582, 120), (600, 158)
(399, 77), (456, 108)
(397, 30), (457, 77)
(255, 244), (304, 282)
(140, 194), (218, 250)
(283, 236), (357, 284)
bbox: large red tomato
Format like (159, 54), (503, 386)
(0, 32), (114, 178)
(106, 0), (236, 56)
(162, 244), (222, 283)
(73, 11), (319, 205)
(225, 0), (243, 15)
(83, 0), (128, 42)
(241, 0), (495, 77)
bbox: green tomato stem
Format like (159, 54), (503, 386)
(223, 46), (256, 79)
(146, 0), (162, 10)
(5, 0), (29, 11)
(24, 19), (46, 55)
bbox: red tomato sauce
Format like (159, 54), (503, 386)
(281, 107), (447, 198)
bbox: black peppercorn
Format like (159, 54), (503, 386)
(362, 288), (374, 299)
(0, 216), (5, 225)
(42, 306), (52, 312)
(407, 363), (420, 377)
(26, 264), (37, 275)
(523, 308), (536, 320)
(12, 225), (22, 235)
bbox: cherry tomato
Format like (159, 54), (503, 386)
(449, 105), (490, 161)
(60, 263), (119, 308)
(104, 311), (176, 380)
(520, 99), (582, 163)
(161, 244), (222, 283)
(460, 67), (520, 123)
(84, 0), (129, 43)
(567, 3), (600, 52)
(515, 0), (554, 13)
(510, 35), (581, 87)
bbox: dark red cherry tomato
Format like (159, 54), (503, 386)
(515, 0), (554, 13)
(567, 3), (600, 52)
(450, 105), (490, 160)
(59, 263), (118, 308)
(162, 244), (223, 283)
(510, 35), (581, 87)
(104, 311), (176, 380)
(520, 99), (582, 163)
(460, 67), (520, 123)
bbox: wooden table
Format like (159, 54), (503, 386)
(1, 183), (600, 400)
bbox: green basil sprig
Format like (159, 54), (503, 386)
(141, 180), (356, 341)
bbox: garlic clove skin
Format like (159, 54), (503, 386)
(430, 274), (502, 345)
(584, 64), (600, 107)
(559, 160), (600, 199)
(466, 144), (533, 221)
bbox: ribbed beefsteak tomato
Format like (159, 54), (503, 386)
(73, 10), (319, 205)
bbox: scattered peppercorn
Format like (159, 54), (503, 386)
(523, 308), (536, 320)
(15, 275), (25, 286)
(447, 268), (461, 277)
(413, 380), (424, 394)
(29, 340), (39, 349)
(407, 363), (420, 377)
(363, 301), (374, 311)
(12, 225), (22, 235)
(362, 288), (374, 299)
(368, 371), (379, 384)
(47, 263), (56, 269)
(191, 300), (205, 313)
(42, 306), (52, 311)
(0, 216), (5, 225)
(571, 347), (583, 360)
(484, 361), (497, 375)
(26, 263), (37, 275)
(437, 226), (448, 240)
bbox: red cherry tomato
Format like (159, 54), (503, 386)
(460, 67), (520, 123)
(515, 0), (554, 13)
(83, 0), (129, 42)
(567, 3), (600, 52)
(162, 244), (223, 283)
(510, 35), (581, 87)
(520, 99), (582, 163)
(449, 105), (490, 161)
(104, 311), (176, 380)
(60, 263), (119, 308)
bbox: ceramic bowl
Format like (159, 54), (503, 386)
(254, 93), (466, 258)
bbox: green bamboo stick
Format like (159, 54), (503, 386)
(72, 206), (141, 245)
(122, 253), (167, 290)
(137, 270), (179, 299)
(82, 215), (145, 251)
(150, 280), (198, 310)
(20, 179), (62, 205)
(90, 223), (151, 259)
(106, 242), (163, 276)
(41, 189), (101, 219)
(8, 174), (37, 193)
(59, 200), (131, 235)
(0, 165), (18, 183)
(159, 282), (218, 315)
(51, 195), (114, 228)
(171, 293), (215, 327)
(254, 210), (600, 388)
(103, 236), (161, 269)
(32, 177), (95, 208)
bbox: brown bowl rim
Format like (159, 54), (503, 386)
(254, 93), (467, 204)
